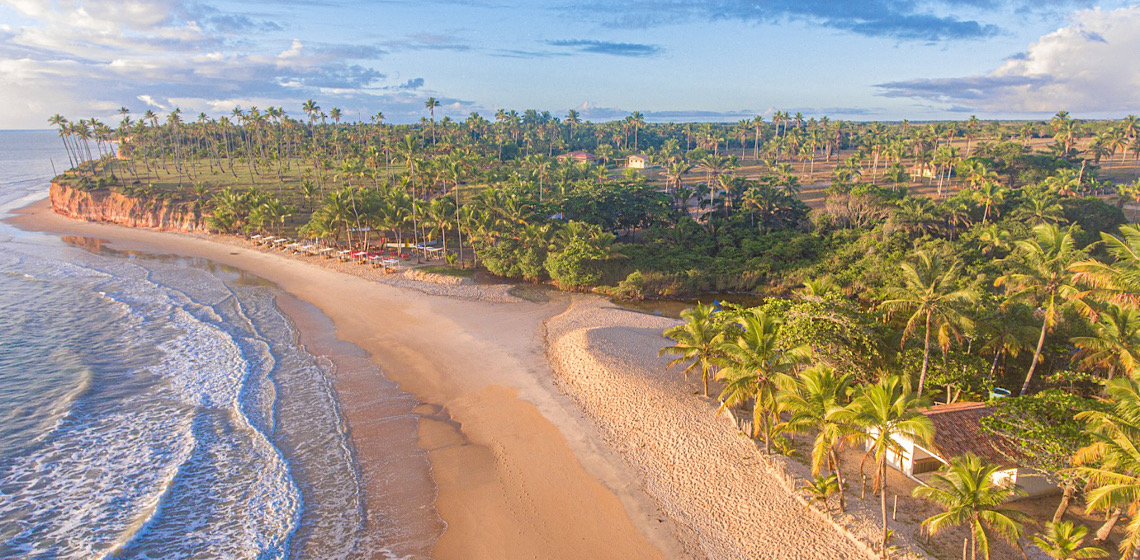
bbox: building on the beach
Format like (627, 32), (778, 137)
(556, 151), (598, 164)
(907, 162), (949, 179)
(867, 402), (1058, 498)
(626, 154), (651, 169)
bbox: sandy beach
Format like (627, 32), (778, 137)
(9, 198), (885, 560)
(8, 198), (689, 560)
(546, 296), (878, 559)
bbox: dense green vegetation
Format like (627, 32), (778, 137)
(47, 102), (1140, 559)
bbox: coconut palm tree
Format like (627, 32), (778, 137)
(659, 303), (724, 398)
(696, 153), (730, 208)
(425, 196), (457, 255)
(716, 309), (811, 454)
(1073, 378), (1140, 559)
(47, 114), (76, 170)
(977, 224), (1012, 257)
(564, 109), (580, 142)
(913, 453), (1030, 560)
(850, 375), (934, 558)
(958, 159), (999, 191)
(880, 250), (976, 396)
(1072, 304), (1140, 381)
(425, 97), (441, 145)
(977, 304), (1038, 384)
(972, 182), (1008, 224)
(665, 159), (692, 196)
(1032, 521), (1108, 560)
(801, 474), (840, 513)
(1071, 225), (1140, 311)
(780, 364), (855, 511)
(302, 99), (320, 126)
(995, 224), (1083, 395)
(1014, 190), (1066, 226)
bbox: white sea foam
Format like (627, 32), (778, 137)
(0, 250), (303, 560)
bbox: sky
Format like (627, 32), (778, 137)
(1, 0), (1139, 129)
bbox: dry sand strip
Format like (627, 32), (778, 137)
(9, 199), (693, 560)
(546, 296), (874, 560)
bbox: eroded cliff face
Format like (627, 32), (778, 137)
(50, 182), (206, 232)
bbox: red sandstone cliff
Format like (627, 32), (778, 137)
(50, 182), (206, 232)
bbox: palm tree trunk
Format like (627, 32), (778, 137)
(1051, 484), (1073, 524)
(880, 459), (889, 559)
(988, 348), (1003, 383)
(919, 312), (932, 396)
(1020, 317), (1049, 396)
(831, 448), (846, 512)
(1095, 508), (1122, 542)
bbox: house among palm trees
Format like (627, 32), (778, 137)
(555, 151), (598, 164)
(869, 401), (1058, 498)
(626, 154), (651, 169)
(907, 162), (954, 180)
(114, 136), (133, 159)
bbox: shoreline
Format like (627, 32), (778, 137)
(7, 198), (691, 560)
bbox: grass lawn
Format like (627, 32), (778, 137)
(419, 265), (475, 278)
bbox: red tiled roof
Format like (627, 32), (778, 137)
(556, 151), (597, 161)
(921, 402), (1023, 468)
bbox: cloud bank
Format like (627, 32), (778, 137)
(563, 0), (1037, 41)
(0, 0), (461, 127)
(877, 5), (1140, 115)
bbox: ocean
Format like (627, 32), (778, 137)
(0, 130), (410, 559)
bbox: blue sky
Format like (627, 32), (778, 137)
(1, 0), (1138, 129)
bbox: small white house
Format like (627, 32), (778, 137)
(868, 402), (1058, 499)
(626, 154), (651, 169)
(555, 151), (598, 164)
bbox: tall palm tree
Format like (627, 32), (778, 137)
(913, 453), (1030, 560)
(564, 108), (581, 142)
(1014, 190), (1066, 226)
(696, 153), (730, 207)
(850, 375), (934, 558)
(302, 99), (320, 126)
(1072, 304), (1140, 381)
(1032, 521), (1108, 560)
(659, 303), (724, 398)
(628, 111), (645, 150)
(972, 181), (1007, 224)
(1071, 225), (1140, 312)
(880, 251), (976, 396)
(995, 224), (1083, 395)
(1073, 378), (1140, 559)
(977, 304), (1038, 383)
(47, 113), (76, 170)
(425, 97), (441, 145)
(779, 364), (854, 511)
(664, 159), (692, 196)
(716, 309), (811, 453)
(425, 196), (456, 255)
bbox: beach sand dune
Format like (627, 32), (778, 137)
(547, 296), (872, 560)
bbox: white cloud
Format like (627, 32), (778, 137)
(878, 5), (1140, 116)
(0, 1), (442, 128)
(136, 95), (167, 110)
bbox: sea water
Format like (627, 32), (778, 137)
(0, 131), (409, 559)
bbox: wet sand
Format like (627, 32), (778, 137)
(8, 199), (691, 560)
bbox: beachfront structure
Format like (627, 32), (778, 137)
(907, 162), (951, 180)
(867, 402), (1058, 498)
(556, 151), (598, 164)
(626, 154), (650, 168)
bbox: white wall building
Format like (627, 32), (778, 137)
(868, 401), (1058, 499)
